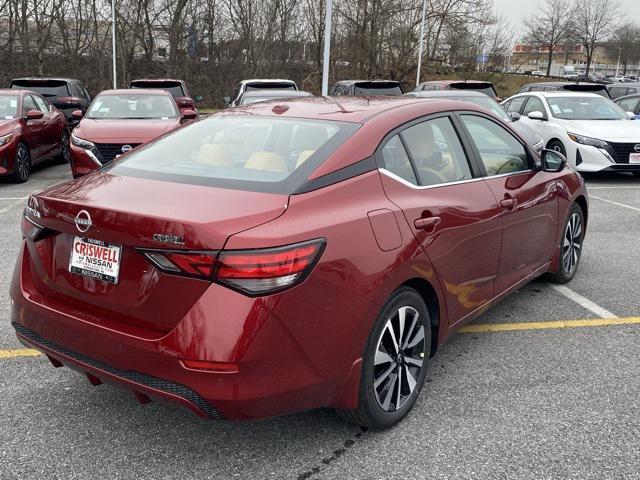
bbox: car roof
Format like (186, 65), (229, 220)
(0, 88), (26, 95)
(242, 90), (312, 97)
(420, 79), (493, 85)
(615, 93), (640, 101)
(130, 79), (184, 83)
(609, 82), (640, 87)
(522, 91), (603, 98)
(335, 80), (402, 85)
(240, 79), (296, 85)
(11, 77), (80, 83)
(97, 88), (172, 96)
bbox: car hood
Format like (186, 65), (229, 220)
(0, 118), (19, 134)
(74, 118), (180, 143)
(555, 119), (640, 141)
(510, 121), (543, 147)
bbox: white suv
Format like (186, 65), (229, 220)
(502, 91), (640, 176)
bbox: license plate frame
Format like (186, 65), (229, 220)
(69, 236), (122, 284)
(629, 153), (640, 164)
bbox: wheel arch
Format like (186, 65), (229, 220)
(401, 277), (440, 356)
(574, 194), (588, 229)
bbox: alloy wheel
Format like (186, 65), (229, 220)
(562, 211), (582, 275)
(15, 145), (30, 182)
(373, 306), (426, 412)
(61, 131), (70, 163)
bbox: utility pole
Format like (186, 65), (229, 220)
(416, 0), (427, 87)
(111, 0), (117, 89)
(321, 0), (333, 96)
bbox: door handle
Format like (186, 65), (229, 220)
(414, 216), (441, 230)
(499, 197), (517, 210)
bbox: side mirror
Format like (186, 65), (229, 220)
(223, 96), (231, 105)
(72, 109), (84, 120)
(510, 111), (521, 121)
(181, 109), (197, 121)
(540, 149), (567, 172)
(25, 109), (44, 120)
(194, 95), (203, 103)
(528, 111), (546, 121)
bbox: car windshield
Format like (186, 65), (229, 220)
(547, 96), (627, 120)
(0, 95), (19, 119)
(130, 82), (185, 98)
(86, 94), (178, 119)
(109, 116), (359, 193)
(11, 80), (69, 97)
(452, 96), (510, 121)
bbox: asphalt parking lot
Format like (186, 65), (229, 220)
(1, 163), (639, 480)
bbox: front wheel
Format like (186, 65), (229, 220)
(548, 203), (584, 284)
(10, 143), (31, 183)
(336, 287), (431, 430)
(547, 139), (566, 157)
(56, 129), (70, 164)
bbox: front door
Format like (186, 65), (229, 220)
(458, 114), (559, 294)
(377, 115), (503, 325)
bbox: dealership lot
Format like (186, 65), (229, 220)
(1, 164), (639, 479)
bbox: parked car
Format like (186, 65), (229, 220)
(606, 82), (640, 100)
(12, 96), (587, 429)
(531, 70), (546, 77)
(517, 82), (612, 98)
(225, 79), (298, 107)
(413, 80), (499, 99)
(129, 78), (202, 116)
(0, 89), (69, 182)
(404, 90), (543, 152)
(502, 91), (640, 176)
(576, 73), (611, 84)
(330, 80), (404, 96)
(69, 89), (195, 177)
(236, 89), (313, 106)
(614, 93), (640, 119)
(10, 77), (91, 126)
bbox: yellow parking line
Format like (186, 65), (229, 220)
(460, 316), (640, 333)
(0, 349), (42, 359)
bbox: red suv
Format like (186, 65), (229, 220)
(0, 89), (69, 182)
(129, 79), (201, 116)
(12, 97), (587, 429)
(69, 89), (195, 177)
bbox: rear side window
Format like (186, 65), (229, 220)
(110, 116), (359, 193)
(609, 87), (626, 99)
(461, 115), (530, 176)
(401, 117), (473, 186)
(381, 135), (418, 185)
(505, 97), (527, 114)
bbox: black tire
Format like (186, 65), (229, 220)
(10, 143), (31, 183)
(336, 287), (431, 430)
(547, 139), (566, 157)
(632, 172), (640, 178)
(56, 129), (70, 164)
(547, 203), (584, 284)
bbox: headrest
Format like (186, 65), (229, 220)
(244, 152), (287, 173)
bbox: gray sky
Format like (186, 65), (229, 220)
(493, 0), (640, 27)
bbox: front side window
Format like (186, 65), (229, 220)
(32, 95), (49, 113)
(401, 117), (473, 186)
(0, 95), (19, 119)
(110, 116), (359, 193)
(522, 97), (546, 117)
(381, 135), (417, 185)
(461, 115), (530, 176)
(86, 94), (178, 119)
(23, 95), (38, 113)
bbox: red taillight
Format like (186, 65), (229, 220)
(143, 250), (217, 280)
(214, 239), (326, 296)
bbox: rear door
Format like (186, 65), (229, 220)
(377, 114), (502, 325)
(458, 113), (559, 293)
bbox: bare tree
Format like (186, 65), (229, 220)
(604, 22), (640, 76)
(525, 0), (573, 77)
(573, 0), (620, 75)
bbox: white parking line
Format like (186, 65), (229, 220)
(588, 186), (639, 190)
(590, 195), (640, 213)
(0, 197), (29, 201)
(0, 198), (27, 214)
(548, 284), (618, 319)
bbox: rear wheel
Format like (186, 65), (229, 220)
(336, 287), (431, 430)
(10, 143), (31, 183)
(548, 203), (584, 284)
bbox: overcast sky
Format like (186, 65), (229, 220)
(493, 0), (640, 28)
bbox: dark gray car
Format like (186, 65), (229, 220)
(404, 90), (544, 152)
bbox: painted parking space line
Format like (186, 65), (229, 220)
(590, 195), (640, 213)
(460, 316), (640, 333)
(0, 198), (27, 214)
(548, 284), (617, 319)
(588, 186), (639, 190)
(0, 348), (41, 359)
(0, 197), (29, 201)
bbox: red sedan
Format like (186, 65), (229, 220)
(69, 89), (196, 177)
(0, 89), (69, 182)
(11, 97), (587, 429)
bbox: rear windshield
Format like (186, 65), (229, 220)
(11, 80), (69, 97)
(109, 116), (360, 193)
(561, 85), (609, 98)
(353, 83), (403, 96)
(245, 82), (297, 91)
(448, 83), (497, 98)
(86, 93), (178, 119)
(130, 81), (185, 97)
(0, 95), (19, 119)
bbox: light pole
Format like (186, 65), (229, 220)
(111, 0), (117, 89)
(321, 0), (333, 96)
(615, 46), (621, 78)
(416, 0), (427, 87)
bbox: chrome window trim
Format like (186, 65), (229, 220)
(378, 168), (483, 190)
